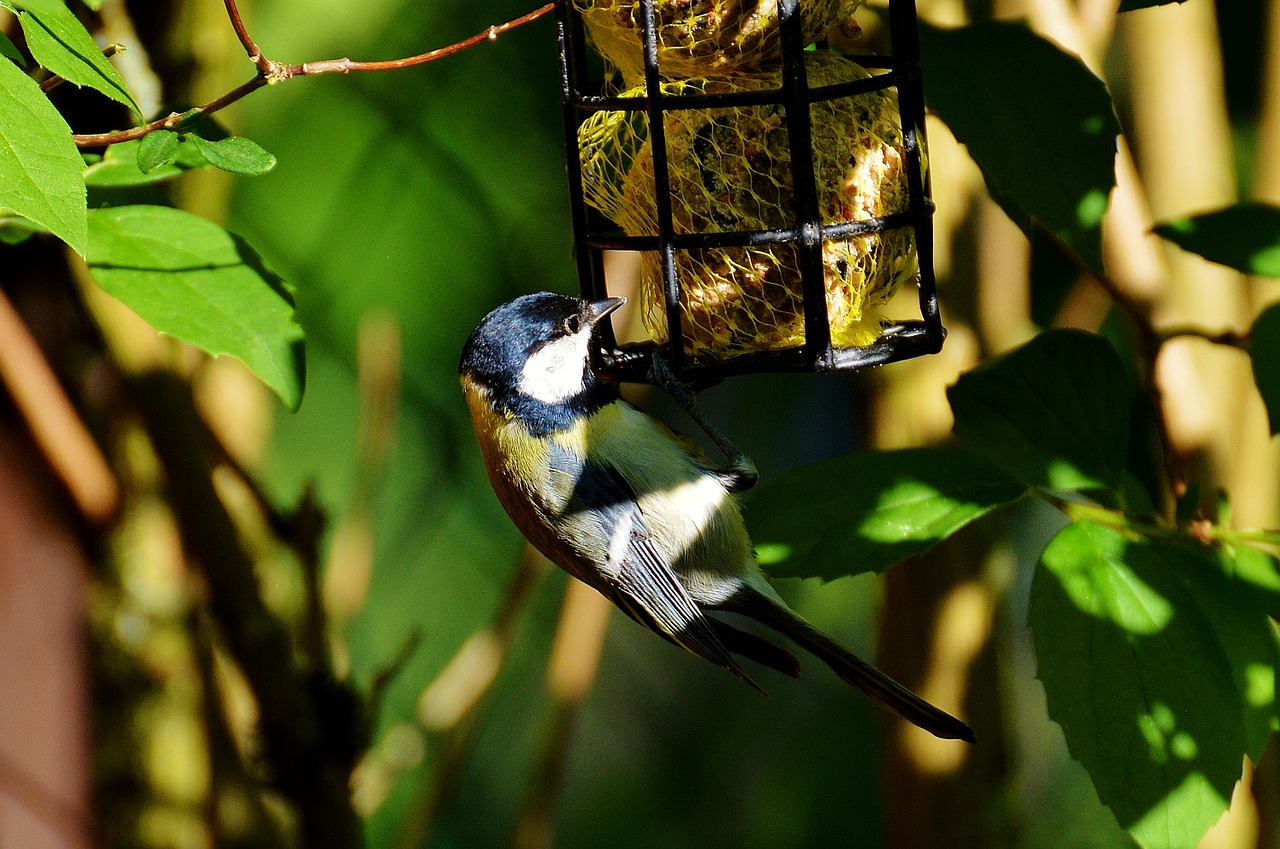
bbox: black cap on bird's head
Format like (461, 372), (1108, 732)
(459, 293), (625, 425)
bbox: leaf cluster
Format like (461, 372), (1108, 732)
(0, 2), (298, 406)
(747, 326), (1280, 849)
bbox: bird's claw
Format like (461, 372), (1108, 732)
(648, 349), (757, 493)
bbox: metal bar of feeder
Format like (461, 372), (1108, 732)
(888, 0), (943, 354)
(598, 321), (940, 382)
(571, 71), (900, 113)
(584, 209), (919, 251)
(636, 0), (688, 372)
(777, 0), (832, 370)
(555, 5), (600, 309)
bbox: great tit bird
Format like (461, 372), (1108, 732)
(459, 292), (974, 742)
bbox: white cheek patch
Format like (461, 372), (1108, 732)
(518, 330), (591, 404)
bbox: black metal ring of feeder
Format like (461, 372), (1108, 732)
(555, 0), (943, 383)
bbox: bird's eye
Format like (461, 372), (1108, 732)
(563, 314), (582, 335)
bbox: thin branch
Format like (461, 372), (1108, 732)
(41, 44), (123, 92)
(222, 0), (272, 73)
(1033, 220), (1189, 504)
(367, 630), (423, 723)
(73, 76), (268, 147)
(72, 2), (556, 149)
(298, 2), (556, 76)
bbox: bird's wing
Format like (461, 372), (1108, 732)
(565, 455), (762, 690)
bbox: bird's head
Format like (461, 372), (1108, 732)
(459, 292), (625, 418)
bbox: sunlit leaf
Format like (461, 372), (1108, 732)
(1225, 545), (1280, 622)
(0, 56), (87, 254)
(137, 129), (180, 173)
(2, 0), (64, 14)
(0, 31), (24, 64)
(746, 446), (1025, 580)
(920, 20), (1120, 272)
(185, 133), (272, 176)
(189, 134), (276, 176)
(83, 137), (212, 188)
(1153, 203), (1280, 277)
(18, 3), (139, 114)
(1031, 521), (1279, 849)
(86, 205), (305, 409)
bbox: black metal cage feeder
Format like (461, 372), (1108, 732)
(556, 0), (943, 383)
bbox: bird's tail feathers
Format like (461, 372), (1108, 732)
(721, 589), (976, 743)
(710, 619), (802, 679)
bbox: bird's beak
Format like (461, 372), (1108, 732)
(585, 297), (626, 326)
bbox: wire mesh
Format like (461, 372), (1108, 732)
(556, 0), (943, 382)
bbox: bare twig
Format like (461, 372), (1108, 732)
(298, 2), (555, 76)
(73, 2), (556, 149)
(73, 76), (268, 147)
(367, 630), (423, 723)
(222, 0), (272, 73)
(41, 44), (124, 93)
(1033, 220), (1188, 503)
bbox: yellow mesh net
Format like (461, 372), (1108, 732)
(579, 51), (916, 358)
(574, 0), (864, 81)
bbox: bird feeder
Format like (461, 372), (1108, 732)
(555, 0), (943, 383)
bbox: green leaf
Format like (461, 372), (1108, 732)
(1250, 303), (1280, 436)
(745, 446), (1025, 580)
(19, 4), (139, 114)
(136, 129), (179, 173)
(1031, 521), (1279, 849)
(1118, 0), (1189, 9)
(0, 31), (24, 65)
(3, 0), (64, 13)
(948, 329), (1132, 491)
(86, 205), (305, 410)
(0, 57), (87, 254)
(189, 135), (277, 177)
(920, 20), (1120, 272)
(1153, 203), (1280, 277)
(83, 136), (209, 187)
(1224, 545), (1280, 623)
(0, 213), (45, 244)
